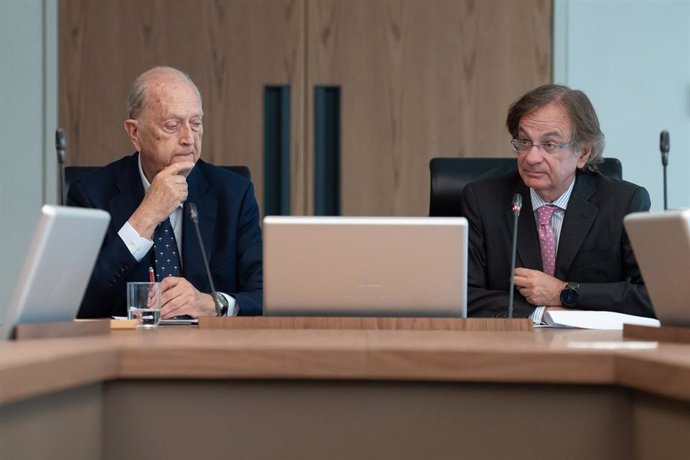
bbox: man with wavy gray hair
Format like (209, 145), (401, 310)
(462, 84), (654, 320)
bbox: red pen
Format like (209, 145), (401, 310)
(147, 266), (160, 308)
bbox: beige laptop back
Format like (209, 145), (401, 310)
(263, 216), (467, 317)
(625, 210), (690, 326)
(0, 205), (110, 340)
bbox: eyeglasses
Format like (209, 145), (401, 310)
(510, 138), (577, 154)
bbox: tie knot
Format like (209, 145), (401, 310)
(537, 205), (557, 225)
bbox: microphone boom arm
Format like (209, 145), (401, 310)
(508, 194), (522, 319)
(188, 203), (217, 294)
(660, 130), (670, 211)
(56, 128), (67, 205)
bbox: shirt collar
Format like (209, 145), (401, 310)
(137, 154), (151, 193)
(530, 176), (576, 211)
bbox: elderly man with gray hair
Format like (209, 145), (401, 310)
(69, 66), (262, 319)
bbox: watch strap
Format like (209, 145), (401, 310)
(212, 292), (229, 316)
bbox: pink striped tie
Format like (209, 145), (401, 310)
(537, 205), (557, 276)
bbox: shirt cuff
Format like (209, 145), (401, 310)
(530, 306), (546, 325)
(118, 221), (153, 261)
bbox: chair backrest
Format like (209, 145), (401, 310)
(64, 165), (251, 202)
(428, 157), (623, 217)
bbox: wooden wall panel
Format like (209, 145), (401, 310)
(59, 0), (305, 213)
(307, 0), (552, 216)
(60, 0), (551, 217)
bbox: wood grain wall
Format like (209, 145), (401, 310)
(59, 0), (305, 212)
(59, 0), (551, 216)
(307, 0), (552, 215)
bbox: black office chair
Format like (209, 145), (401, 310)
(428, 157), (623, 217)
(63, 165), (251, 204)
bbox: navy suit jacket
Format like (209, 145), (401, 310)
(68, 153), (263, 317)
(461, 170), (654, 318)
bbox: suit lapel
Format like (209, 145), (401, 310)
(555, 173), (598, 278)
(110, 154), (145, 229)
(182, 162), (218, 291)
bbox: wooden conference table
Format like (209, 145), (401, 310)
(0, 317), (689, 459)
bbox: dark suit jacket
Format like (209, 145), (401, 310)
(67, 153), (263, 317)
(461, 170), (654, 318)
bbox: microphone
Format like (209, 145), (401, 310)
(56, 128), (67, 205)
(508, 193), (522, 319)
(188, 202), (218, 295)
(660, 130), (670, 165)
(660, 130), (670, 210)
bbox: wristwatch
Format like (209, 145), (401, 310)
(212, 292), (229, 316)
(560, 282), (580, 308)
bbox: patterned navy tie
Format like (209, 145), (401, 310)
(153, 218), (181, 280)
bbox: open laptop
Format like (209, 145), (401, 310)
(0, 205), (110, 340)
(263, 216), (467, 317)
(624, 209), (690, 327)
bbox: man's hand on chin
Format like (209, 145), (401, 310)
(128, 161), (195, 239)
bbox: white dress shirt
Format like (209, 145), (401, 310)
(116, 157), (237, 316)
(528, 177), (576, 324)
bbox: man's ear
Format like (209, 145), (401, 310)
(124, 119), (141, 151)
(577, 143), (592, 169)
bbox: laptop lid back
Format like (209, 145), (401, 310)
(263, 216), (467, 317)
(624, 210), (690, 326)
(0, 205), (110, 340)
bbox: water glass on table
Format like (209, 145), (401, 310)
(127, 282), (162, 327)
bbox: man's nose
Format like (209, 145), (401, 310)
(524, 144), (544, 163)
(179, 123), (194, 144)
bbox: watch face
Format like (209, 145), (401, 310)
(561, 287), (578, 306)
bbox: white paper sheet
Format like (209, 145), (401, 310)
(543, 310), (660, 330)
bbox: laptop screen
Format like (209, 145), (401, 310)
(263, 216), (467, 317)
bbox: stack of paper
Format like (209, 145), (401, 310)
(543, 310), (660, 330)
